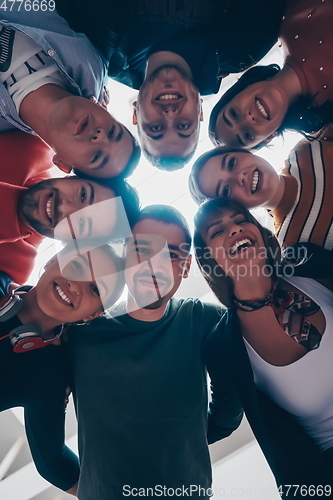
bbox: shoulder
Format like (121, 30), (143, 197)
(172, 297), (225, 323)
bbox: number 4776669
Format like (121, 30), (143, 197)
(0, 0), (55, 11)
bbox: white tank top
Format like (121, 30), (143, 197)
(244, 276), (333, 452)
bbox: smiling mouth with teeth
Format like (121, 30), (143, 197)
(251, 170), (260, 193)
(55, 284), (73, 306)
(156, 93), (183, 101)
(255, 98), (269, 119)
(229, 238), (253, 255)
(45, 193), (53, 222)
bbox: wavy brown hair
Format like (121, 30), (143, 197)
(194, 199), (281, 308)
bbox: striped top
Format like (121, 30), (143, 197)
(270, 139), (333, 250)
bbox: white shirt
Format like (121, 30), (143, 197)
(245, 277), (333, 452)
(0, 28), (67, 111)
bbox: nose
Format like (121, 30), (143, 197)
(229, 223), (243, 237)
(67, 280), (80, 296)
(159, 102), (179, 119)
(247, 110), (256, 123)
(91, 128), (107, 142)
(237, 169), (247, 187)
(58, 199), (80, 219)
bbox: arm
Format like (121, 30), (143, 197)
(204, 318), (243, 444)
(24, 390), (79, 492)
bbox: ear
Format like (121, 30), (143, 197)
(53, 154), (73, 174)
(81, 309), (104, 323)
(132, 102), (138, 126)
(182, 255), (192, 279)
(199, 107), (204, 122)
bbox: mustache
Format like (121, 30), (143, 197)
(133, 270), (172, 287)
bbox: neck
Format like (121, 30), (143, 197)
(232, 262), (273, 301)
(273, 63), (303, 105)
(126, 295), (168, 322)
(17, 288), (61, 340)
(262, 174), (286, 210)
(19, 84), (73, 148)
(145, 51), (192, 79)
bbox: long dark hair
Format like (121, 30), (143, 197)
(209, 64), (333, 149)
(194, 199), (281, 308)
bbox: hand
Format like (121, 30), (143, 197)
(101, 85), (110, 109)
(66, 483), (78, 496)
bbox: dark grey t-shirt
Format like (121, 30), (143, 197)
(68, 298), (223, 500)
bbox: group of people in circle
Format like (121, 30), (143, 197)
(0, 1), (333, 499)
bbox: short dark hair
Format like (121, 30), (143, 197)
(209, 64), (333, 149)
(142, 147), (196, 171)
(189, 147), (247, 204)
(73, 127), (141, 179)
(134, 204), (192, 252)
(194, 198), (281, 308)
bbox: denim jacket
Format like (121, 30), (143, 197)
(0, 9), (107, 133)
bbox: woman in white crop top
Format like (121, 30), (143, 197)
(194, 198), (333, 495)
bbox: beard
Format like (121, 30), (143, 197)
(127, 269), (173, 310)
(18, 178), (59, 238)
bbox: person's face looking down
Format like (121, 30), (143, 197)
(201, 208), (265, 276)
(198, 151), (280, 208)
(36, 247), (122, 323)
(132, 66), (203, 159)
(19, 177), (116, 239)
(124, 218), (192, 310)
(215, 81), (289, 148)
(50, 96), (134, 178)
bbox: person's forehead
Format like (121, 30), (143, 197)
(131, 218), (187, 245)
(205, 208), (238, 228)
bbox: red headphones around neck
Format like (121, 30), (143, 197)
(0, 286), (63, 353)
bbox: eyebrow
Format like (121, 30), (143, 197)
(86, 217), (93, 238)
(87, 183), (95, 205)
(222, 111), (232, 128)
(133, 239), (151, 246)
(205, 212), (239, 233)
(97, 277), (108, 297)
(146, 130), (195, 141)
(146, 134), (163, 140)
(92, 155), (110, 171)
(115, 126), (124, 143)
(215, 180), (222, 198)
(178, 131), (195, 139)
(167, 243), (188, 255)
